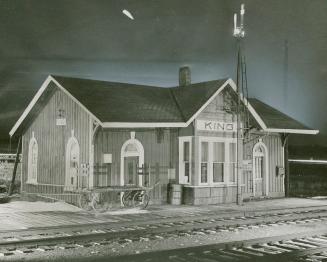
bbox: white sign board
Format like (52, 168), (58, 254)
(103, 154), (112, 164)
(56, 118), (66, 126)
(196, 120), (237, 132)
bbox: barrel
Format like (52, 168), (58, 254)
(169, 184), (183, 205)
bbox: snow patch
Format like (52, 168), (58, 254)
(0, 201), (81, 213)
(104, 208), (148, 215)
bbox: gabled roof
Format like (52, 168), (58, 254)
(9, 75), (319, 136)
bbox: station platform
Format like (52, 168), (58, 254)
(0, 197), (326, 232)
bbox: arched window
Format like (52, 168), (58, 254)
(65, 134), (80, 191)
(27, 135), (38, 184)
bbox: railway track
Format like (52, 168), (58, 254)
(117, 233), (327, 262)
(1, 208), (327, 244)
(1, 208), (327, 259)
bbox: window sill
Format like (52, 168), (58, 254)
(26, 181), (38, 185)
(184, 184), (238, 188)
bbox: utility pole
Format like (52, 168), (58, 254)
(283, 39), (289, 110)
(233, 4), (246, 205)
(9, 137), (22, 196)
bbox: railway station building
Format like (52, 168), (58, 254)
(9, 68), (319, 206)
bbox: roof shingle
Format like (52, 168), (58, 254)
(248, 98), (311, 130)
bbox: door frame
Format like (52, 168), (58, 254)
(120, 137), (144, 186)
(252, 139), (269, 196)
(65, 133), (80, 191)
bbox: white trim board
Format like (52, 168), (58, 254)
(252, 140), (269, 197)
(289, 159), (327, 164)
(103, 122), (186, 128)
(185, 79), (233, 126)
(227, 79), (268, 130)
(9, 76), (52, 137)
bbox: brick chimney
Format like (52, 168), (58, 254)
(179, 66), (191, 87)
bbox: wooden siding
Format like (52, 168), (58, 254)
(22, 85), (90, 194)
(94, 128), (178, 204)
(243, 132), (285, 198)
(195, 91), (236, 138)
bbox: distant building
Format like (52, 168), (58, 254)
(289, 158), (327, 197)
(9, 68), (318, 205)
(0, 154), (21, 181)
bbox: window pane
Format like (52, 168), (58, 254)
(229, 143), (236, 162)
(183, 141), (189, 161)
(125, 143), (138, 153)
(201, 163), (208, 183)
(32, 142), (38, 163)
(213, 142), (224, 162)
(213, 163), (224, 182)
(184, 162), (190, 183)
(128, 162), (134, 184)
(255, 157), (263, 178)
(229, 163), (236, 182)
(201, 142), (208, 162)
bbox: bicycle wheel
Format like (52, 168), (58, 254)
(122, 191), (133, 207)
(78, 193), (91, 211)
(132, 191), (150, 209)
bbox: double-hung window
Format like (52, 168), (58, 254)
(179, 137), (192, 184)
(200, 141), (208, 184)
(229, 143), (237, 183)
(198, 137), (237, 185)
(213, 142), (224, 183)
(183, 141), (190, 183)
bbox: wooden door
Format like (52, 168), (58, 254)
(254, 156), (264, 196)
(124, 156), (138, 186)
(67, 141), (79, 190)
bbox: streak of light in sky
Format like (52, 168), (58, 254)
(122, 9), (134, 20)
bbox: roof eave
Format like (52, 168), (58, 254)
(263, 128), (319, 135)
(102, 122), (187, 128)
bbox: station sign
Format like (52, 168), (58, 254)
(196, 120), (237, 132)
(56, 118), (66, 126)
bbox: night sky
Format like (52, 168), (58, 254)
(1, 0), (326, 151)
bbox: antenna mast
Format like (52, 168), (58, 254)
(233, 4), (247, 205)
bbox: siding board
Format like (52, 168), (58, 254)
(22, 85), (90, 196)
(94, 128), (177, 204)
